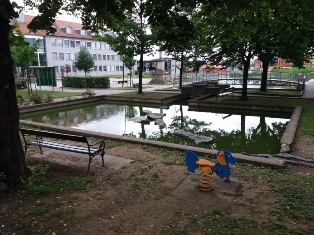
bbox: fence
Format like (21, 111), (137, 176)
(181, 70), (314, 88)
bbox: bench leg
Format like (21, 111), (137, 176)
(87, 156), (92, 173)
(101, 152), (105, 167)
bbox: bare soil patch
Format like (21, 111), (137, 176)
(1, 141), (313, 235)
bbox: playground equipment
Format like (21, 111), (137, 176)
(185, 149), (237, 191)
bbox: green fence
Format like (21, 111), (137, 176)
(31, 66), (57, 87)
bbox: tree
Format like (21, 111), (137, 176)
(11, 24), (40, 77)
(93, 32), (137, 87)
(147, 5), (198, 89)
(0, 0), (31, 185)
(194, 1), (260, 100)
(73, 46), (95, 76)
(122, 54), (136, 86)
(94, 0), (156, 94)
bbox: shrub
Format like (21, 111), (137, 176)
(62, 76), (110, 88)
(15, 78), (27, 89)
(134, 70), (139, 75)
(30, 93), (43, 104)
(44, 94), (54, 103)
(82, 88), (96, 97)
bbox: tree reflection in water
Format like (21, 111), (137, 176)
(21, 101), (289, 154)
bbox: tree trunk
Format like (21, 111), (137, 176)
(179, 55), (183, 89)
(138, 50), (143, 94)
(240, 59), (250, 100)
(0, 0), (30, 185)
(260, 60), (270, 92)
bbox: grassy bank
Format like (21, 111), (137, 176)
(16, 89), (82, 102)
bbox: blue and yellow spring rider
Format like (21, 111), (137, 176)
(185, 149), (237, 191)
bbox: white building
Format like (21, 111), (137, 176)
(16, 14), (125, 77)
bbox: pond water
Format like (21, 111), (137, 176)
(21, 101), (291, 154)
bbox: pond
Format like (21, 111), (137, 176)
(21, 101), (291, 154)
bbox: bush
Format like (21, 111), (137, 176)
(30, 93), (43, 104)
(82, 88), (96, 97)
(62, 76), (110, 88)
(15, 78), (27, 89)
(44, 94), (54, 103)
(134, 70), (139, 75)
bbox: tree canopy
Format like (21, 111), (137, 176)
(73, 46), (95, 76)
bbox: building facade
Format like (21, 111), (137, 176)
(16, 14), (126, 77)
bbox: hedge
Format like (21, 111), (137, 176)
(62, 76), (110, 88)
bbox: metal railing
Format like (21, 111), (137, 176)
(181, 70), (314, 88)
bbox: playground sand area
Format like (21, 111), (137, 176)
(0, 141), (313, 235)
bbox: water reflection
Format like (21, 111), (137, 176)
(21, 101), (290, 154)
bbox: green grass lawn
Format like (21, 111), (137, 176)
(243, 89), (301, 96)
(16, 89), (82, 102)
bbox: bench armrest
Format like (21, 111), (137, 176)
(89, 139), (105, 148)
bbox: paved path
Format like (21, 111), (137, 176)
(33, 77), (173, 97)
(32, 77), (314, 99)
(302, 79), (314, 99)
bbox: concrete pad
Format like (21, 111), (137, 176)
(173, 173), (242, 196)
(30, 149), (134, 170)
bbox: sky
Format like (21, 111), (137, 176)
(14, 0), (82, 23)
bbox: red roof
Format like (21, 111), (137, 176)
(17, 14), (92, 39)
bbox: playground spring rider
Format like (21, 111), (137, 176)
(185, 149), (237, 191)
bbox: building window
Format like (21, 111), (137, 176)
(52, 52), (58, 60)
(111, 55), (115, 61)
(86, 41), (91, 49)
(93, 54), (97, 60)
(71, 53), (75, 61)
(59, 53), (64, 60)
(76, 40), (81, 47)
(116, 66), (119, 71)
(64, 40), (69, 48)
(93, 66), (97, 71)
(81, 29), (86, 36)
(101, 43), (105, 50)
(107, 66), (111, 72)
(111, 65), (115, 71)
(92, 42), (96, 49)
(73, 66), (77, 73)
(66, 27), (72, 34)
(51, 38), (57, 47)
(103, 55), (106, 61)
(60, 66), (65, 73)
(103, 66), (107, 71)
(99, 66), (102, 71)
(106, 44), (110, 50)
(98, 54), (102, 60)
(120, 66), (124, 71)
(107, 55), (110, 60)
(65, 53), (70, 61)
(57, 39), (63, 47)
(70, 40), (75, 48)
(96, 42), (101, 50)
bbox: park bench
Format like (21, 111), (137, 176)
(20, 128), (105, 172)
(216, 87), (235, 100)
(118, 80), (128, 84)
